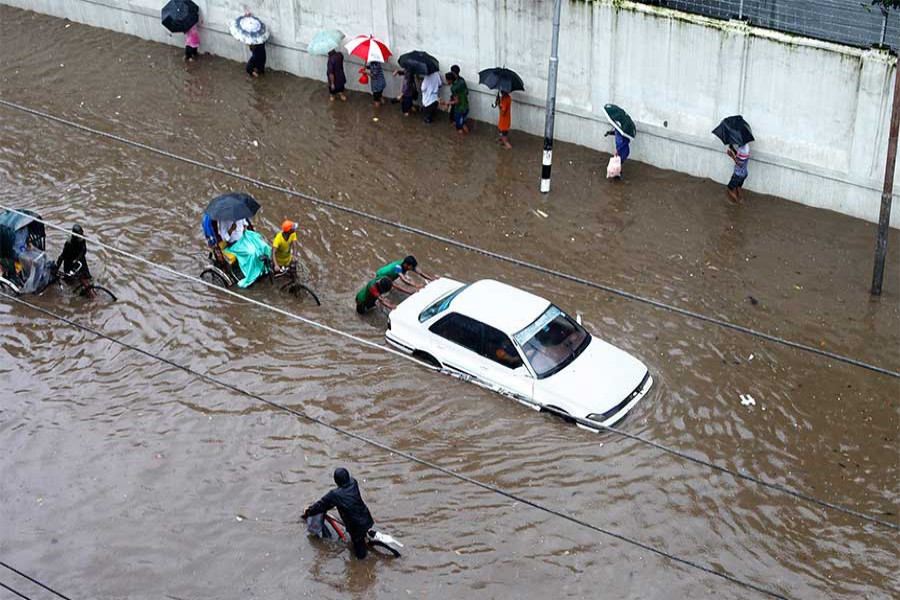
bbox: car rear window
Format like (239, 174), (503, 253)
(418, 284), (468, 323)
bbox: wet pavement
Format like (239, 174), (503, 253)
(0, 7), (898, 600)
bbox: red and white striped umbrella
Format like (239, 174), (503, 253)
(344, 35), (391, 63)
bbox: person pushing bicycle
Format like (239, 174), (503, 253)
(271, 220), (300, 273)
(302, 468), (375, 559)
(55, 224), (92, 286)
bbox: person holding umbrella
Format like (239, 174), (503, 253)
(345, 35), (391, 106)
(395, 51), (439, 117)
(495, 91), (513, 149)
(184, 23), (200, 61)
(230, 12), (269, 78)
(602, 104), (636, 180)
(712, 116), (754, 203)
(308, 30), (347, 101)
(327, 49), (347, 101)
(247, 43), (266, 78)
(479, 67), (524, 149)
(160, 0), (200, 61)
(364, 60), (387, 106)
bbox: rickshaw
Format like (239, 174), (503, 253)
(0, 209), (49, 295)
(199, 193), (320, 305)
(0, 209), (116, 301)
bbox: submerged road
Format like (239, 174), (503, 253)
(1, 7), (898, 600)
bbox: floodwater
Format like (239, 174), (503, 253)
(0, 7), (897, 600)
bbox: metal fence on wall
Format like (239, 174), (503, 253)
(638, 0), (900, 50)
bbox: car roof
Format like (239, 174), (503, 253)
(450, 279), (551, 335)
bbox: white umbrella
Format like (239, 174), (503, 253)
(230, 14), (269, 45)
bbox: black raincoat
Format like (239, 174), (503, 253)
(306, 468), (374, 536)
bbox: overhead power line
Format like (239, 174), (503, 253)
(2, 293), (795, 600)
(1, 207), (896, 530)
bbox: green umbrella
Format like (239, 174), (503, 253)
(308, 29), (344, 55)
(603, 104), (636, 140)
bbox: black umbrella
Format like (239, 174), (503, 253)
(398, 51), (440, 75)
(161, 0), (199, 33)
(478, 67), (525, 93)
(712, 115), (754, 147)
(205, 193), (261, 221)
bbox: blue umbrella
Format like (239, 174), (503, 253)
(308, 30), (344, 55)
(205, 193), (261, 221)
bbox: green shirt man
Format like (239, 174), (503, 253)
(356, 276), (395, 314)
(373, 255), (433, 293)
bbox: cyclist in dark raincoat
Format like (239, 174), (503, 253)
(303, 468), (375, 559)
(55, 225), (91, 280)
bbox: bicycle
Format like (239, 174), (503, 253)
(51, 261), (117, 302)
(305, 512), (403, 558)
(274, 260), (320, 305)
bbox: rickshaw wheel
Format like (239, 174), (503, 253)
(0, 277), (20, 297)
(200, 268), (230, 288)
(280, 281), (321, 306)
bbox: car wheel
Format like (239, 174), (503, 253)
(541, 405), (576, 425)
(412, 351), (441, 369)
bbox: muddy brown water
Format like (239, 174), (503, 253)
(0, 7), (898, 599)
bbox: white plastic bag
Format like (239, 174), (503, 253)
(606, 155), (622, 179)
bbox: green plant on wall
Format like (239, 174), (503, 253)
(865, 0), (900, 9)
(863, 1), (900, 47)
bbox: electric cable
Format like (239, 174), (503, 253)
(0, 561), (72, 600)
(1, 293), (794, 600)
(0, 581), (32, 600)
(1, 206), (896, 531)
(1, 100), (896, 379)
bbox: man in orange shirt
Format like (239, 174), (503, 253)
(495, 91), (512, 149)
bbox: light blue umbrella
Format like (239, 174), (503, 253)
(308, 29), (344, 55)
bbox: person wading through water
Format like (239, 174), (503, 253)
(302, 468), (375, 559)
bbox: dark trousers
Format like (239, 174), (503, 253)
(349, 531), (368, 559)
(423, 102), (438, 123)
(246, 46), (266, 75)
(185, 45), (198, 59)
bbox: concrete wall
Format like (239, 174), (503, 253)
(5, 0), (899, 227)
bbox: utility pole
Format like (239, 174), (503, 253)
(871, 47), (900, 296)
(540, 0), (563, 193)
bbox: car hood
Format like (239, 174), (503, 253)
(534, 336), (648, 417)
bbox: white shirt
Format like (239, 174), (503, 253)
(218, 219), (247, 244)
(421, 72), (442, 106)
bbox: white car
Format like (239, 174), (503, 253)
(385, 278), (653, 430)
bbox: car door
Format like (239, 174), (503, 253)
(429, 314), (534, 405)
(478, 324), (535, 406)
(428, 312), (485, 381)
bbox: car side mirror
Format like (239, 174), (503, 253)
(575, 312), (583, 325)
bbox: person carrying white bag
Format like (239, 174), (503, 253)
(605, 128), (630, 180)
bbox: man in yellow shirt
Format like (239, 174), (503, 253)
(271, 220), (299, 272)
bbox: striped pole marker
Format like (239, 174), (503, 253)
(540, 0), (562, 194)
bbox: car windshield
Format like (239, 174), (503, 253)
(513, 306), (590, 379)
(419, 284), (469, 323)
